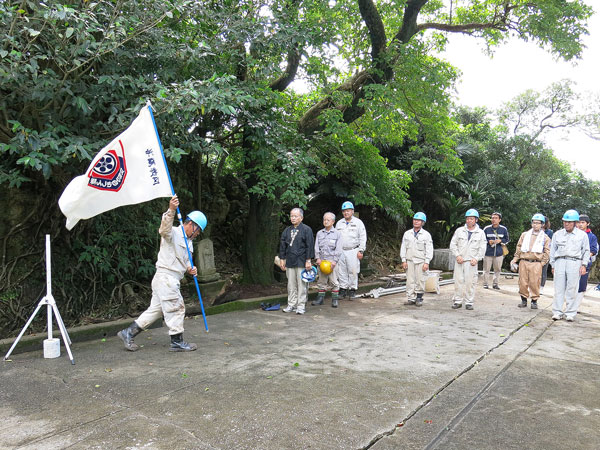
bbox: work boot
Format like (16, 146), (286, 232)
(415, 293), (424, 307)
(518, 296), (528, 308)
(493, 284), (500, 290)
(169, 333), (197, 352)
(404, 299), (416, 306)
(531, 300), (538, 309)
(117, 321), (143, 351)
(312, 292), (325, 306)
(348, 289), (356, 300)
(339, 288), (347, 299)
(331, 291), (339, 308)
(465, 304), (474, 310)
(483, 284), (489, 289)
(452, 303), (462, 309)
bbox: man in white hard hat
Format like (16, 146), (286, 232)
(550, 209), (590, 322)
(335, 201), (367, 300)
(450, 209), (486, 310)
(510, 213), (550, 310)
(400, 212), (434, 307)
(279, 208), (315, 315)
(118, 195), (206, 352)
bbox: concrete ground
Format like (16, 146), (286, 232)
(1, 276), (599, 449)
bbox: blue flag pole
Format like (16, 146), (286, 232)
(147, 102), (209, 332)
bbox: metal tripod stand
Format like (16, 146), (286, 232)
(3, 235), (75, 365)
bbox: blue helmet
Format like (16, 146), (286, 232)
(465, 209), (479, 218)
(562, 209), (579, 222)
(413, 212), (427, 223)
(341, 201), (354, 211)
(186, 211), (207, 231)
(301, 266), (318, 283)
(531, 213), (545, 223)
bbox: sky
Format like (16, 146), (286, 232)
(440, 10), (600, 180)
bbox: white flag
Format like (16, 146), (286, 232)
(59, 106), (172, 230)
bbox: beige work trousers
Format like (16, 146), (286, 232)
(483, 255), (504, 286)
(406, 261), (426, 301)
(316, 266), (339, 291)
(286, 267), (308, 311)
(518, 260), (543, 300)
(453, 261), (479, 305)
(136, 272), (185, 335)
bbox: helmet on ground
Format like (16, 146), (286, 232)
(465, 209), (479, 218)
(186, 211), (207, 231)
(579, 214), (590, 223)
(301, 266), (318, 283)
(320, 260), (333, 275)
(413, 212), (427, 223)
(562, 210), (579, 222)
(341, 201), (354, 211)
(531, 213), (545, 223)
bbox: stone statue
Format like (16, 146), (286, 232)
(195, 238), (220, 283)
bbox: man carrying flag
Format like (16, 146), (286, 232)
(58, 104), (210, 350)
(118, 195), (206, 352)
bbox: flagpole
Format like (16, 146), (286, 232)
(147, 102), (209, 333)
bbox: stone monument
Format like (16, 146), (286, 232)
(195, 238), (221, 283)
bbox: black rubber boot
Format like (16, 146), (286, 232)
(312, 292), (325, 306)
(415, 293), (424, 307)
(117, 322), (143, 351)
(518, 296), (528, 308)
(348, 289), (356, 300)
(531, 300), (538, 309)
(339, 288), (347, 299)
(169, 333), (197, 352)
(331, 291), (339, 308)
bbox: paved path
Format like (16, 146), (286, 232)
(1, 277), (599, 449)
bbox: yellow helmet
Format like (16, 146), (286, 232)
(320, 260), (333, 275)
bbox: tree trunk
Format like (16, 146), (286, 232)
(241, 192), (279, 285)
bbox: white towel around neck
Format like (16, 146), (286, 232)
(520, 229), (545, 253)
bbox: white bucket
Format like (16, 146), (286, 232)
(43, 338), (61, 359)
(425, 270), (442, 294)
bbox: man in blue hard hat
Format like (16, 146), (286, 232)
(335, 201), (367, 300)
(482, 212), (509, 290)
(400, 212), (434, 307)
(279, 208), (315, 315)
(118, 195), (206, 352)
(550, 209), (590, 322)
(510, 214), (551, 309)
(449, 209), (487, 310)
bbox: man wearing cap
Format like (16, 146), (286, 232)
(510, 214), (551, 309)
(573, 214), (598, 314)
(482, 212), (510, 289)
(550, 209), (590, 322)
(450, 209), (487, 310)
(335, 201), (367, 299)
(118, 195), (206, 352)
(279, 208), (315, 315)
(312, 212), (343, 308)
(401, 212), (434, 307)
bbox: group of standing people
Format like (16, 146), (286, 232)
(278, 201), (367, 315)
(116, 195), (597, 354)
(400, 208), (597, 320)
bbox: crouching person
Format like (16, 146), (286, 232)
(510, 214), (550, 310)
(400, 212), (434, 306)
(118, 195), (206, 352)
